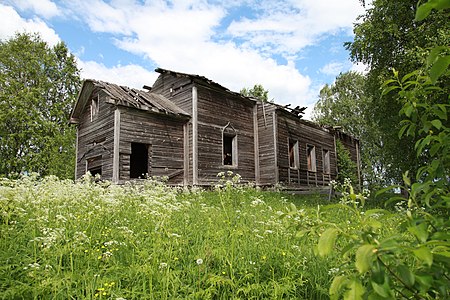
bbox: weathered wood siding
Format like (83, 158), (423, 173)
(119, 107), (185, 184)
(256, 102), (277, 185)
(75, 88), (115, 179)
(195, 85), (256, 184)
(276, 111), (337, 186)
(151, 73), (194, 114)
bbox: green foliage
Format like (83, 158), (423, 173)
(240, 84), (271, 102)
(345, 0), (450, 185)
(335, 140), (359, 185)
(306, 2), (450, 298)
(0, 174), (342, 299)
(0, 33), (81, 179)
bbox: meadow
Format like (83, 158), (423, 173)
(0, 173), (401, 299)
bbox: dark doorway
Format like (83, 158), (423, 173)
(223, 135), (234, 165)
(130, 143), (149, 178)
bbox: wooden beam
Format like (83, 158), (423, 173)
(272, 111), (279, 183)
(74, 127), (79, 179)
(192, 86), (198, 185)
(183, 123), (189, 185)
(253, 104), (260, 185)
(112, 108), (121, 183)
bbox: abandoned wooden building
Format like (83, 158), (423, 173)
(69, 68), (360, 187)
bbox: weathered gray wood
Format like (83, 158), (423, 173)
(112, 108), (120, 183)
(253, 105), (260, 185)
(192, 86), (198, 185)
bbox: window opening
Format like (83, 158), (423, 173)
(307, 145), (317, 172)
(323, 149), (330, 174)
(130, 143), (149, 178)
(222, 123), (237, 166)
(90, 96), (99, 121)
(288, 139), (299, 169)
(87, 155), (102, 177)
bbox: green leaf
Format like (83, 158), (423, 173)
(397, 264), (415, 287)
(415, 274), (433, 292)
(431, 119), (442, 129)
(330, 275), (347, 299)
(371, 280), (391, 298)
(356, 244), (376, 273)
(408, 222), (429, 243)
(430, 56), (450, 84)
(318, 228), (339, 257)
(343, 278), (365, 300)
(402, 171), (411, 187)
(415, 2), (433, 21)
(413, 246), (433, 266)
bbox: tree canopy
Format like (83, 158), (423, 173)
(318, 0), (449, 186)
(240, 84), (270, 102)
(0, 33), (81, 178)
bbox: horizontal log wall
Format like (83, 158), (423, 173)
(196, 86), (256, 185)
(76, 89), (115, 179)
(119, 108), (186, 184)
(277, 111), (337, 187)
(151, 73), (193, 114)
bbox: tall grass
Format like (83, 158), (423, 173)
(0, 174), (399, 299)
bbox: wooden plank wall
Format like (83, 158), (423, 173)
(276, 111), (337, 187)
(75, 88), (115, 179)
(151, 73), (193, 114)
(196, 86), (256, 185)
(256, 102), (277, 185)
(119, 108), (186, 184)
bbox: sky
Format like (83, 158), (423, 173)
(1, 0), (369, 119)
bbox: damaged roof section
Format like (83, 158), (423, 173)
(70, 79), (189, 124)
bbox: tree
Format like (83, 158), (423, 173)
(345, 0), (450, 184)
(0, 33), (81, 178)
(313, 71), (386, 188)
(240, 84), (270, 102)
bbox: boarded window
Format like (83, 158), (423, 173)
(90, 96), (99, 121)
(87, 155), (102, 176)
(288, 139), (299, 169)
(323, 149), (330, 174)
(307, 145), (316, 172)
(130, 143), (150, 178)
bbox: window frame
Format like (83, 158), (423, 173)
(323, 149), (331, 174)
(288, 139), (299, 169)
(222, 124), (238, 167)
(307, 144), (317, 172)
(90, 95), (99, 121)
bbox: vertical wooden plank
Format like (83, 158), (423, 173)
(272, 111), (279, 183)
(183, 123), (189, 185)
(112, 108), (121, 183)
(75, 127), (79, 179)
(192, 86), (198, 185)
(253, 104), (260, 185)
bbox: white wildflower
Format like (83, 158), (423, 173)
(196, 258), (203, 265)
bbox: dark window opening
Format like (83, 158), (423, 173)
(130, 143), (149, 178)
(289, 139), (299, 169)
(87, 155), (102, 177)
(90, 96), (99, 121)
(223, 135), (234, 165)
(307, 145), (316, 172)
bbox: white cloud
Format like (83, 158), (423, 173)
(7, 0), (60, 19)
(0, 4), (60, 45)
(65, 0), (313, 107)
(78, 60), (158, 90)
(351, 62), (369, 74)
(319, 62), (345, 76)
(227, 0), (366, 57)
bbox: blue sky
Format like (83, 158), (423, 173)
(1, 0), (368, 119)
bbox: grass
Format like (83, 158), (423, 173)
(0, 174), (400, 299)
